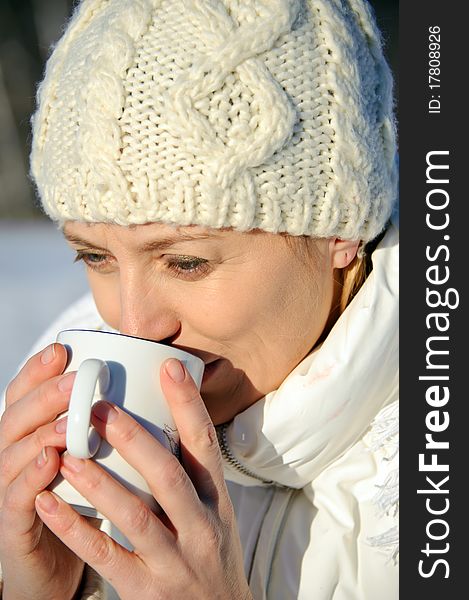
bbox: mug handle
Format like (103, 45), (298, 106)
(66, 358), (111, 459)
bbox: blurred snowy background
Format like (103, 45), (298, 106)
(0, 0), (397, 393)
(0, 220), (88, 392)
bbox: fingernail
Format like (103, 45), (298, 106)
(62, 454), (84, 473)
(36, 491), (59, 514)
(92, 401), (118, 423)
(41, 344), (56, 365)
(55, 417), (67, 434)
(36, 447), (48, 468)
(165, 358), (186, 383)
(58, 372), (75, 392)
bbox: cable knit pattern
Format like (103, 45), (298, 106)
(31, 0), (397, 242)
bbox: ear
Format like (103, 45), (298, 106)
(328, 238), (361, 269)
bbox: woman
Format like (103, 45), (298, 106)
(0, 0), (398, 598)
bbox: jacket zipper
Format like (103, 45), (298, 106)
(216, 423), (278, 487)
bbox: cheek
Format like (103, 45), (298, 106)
(187, 282), (263, 342)
(196, 262), (332, 353)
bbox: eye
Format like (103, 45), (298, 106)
(73, 251), (114, 273)
(165, 255), (211, 280)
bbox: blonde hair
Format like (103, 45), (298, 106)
(338, 251), (372, 312)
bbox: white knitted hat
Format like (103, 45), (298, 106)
(30, 0), (397, 242)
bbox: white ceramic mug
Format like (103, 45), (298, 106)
(49, 329), (205, 518)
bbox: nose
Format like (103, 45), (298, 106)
(118, 276), (181, 343)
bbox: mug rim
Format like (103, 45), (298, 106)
(57, 328), (204, 366)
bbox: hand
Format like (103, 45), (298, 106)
(0, 344), (86, 600)
(34, 358), (252, 600)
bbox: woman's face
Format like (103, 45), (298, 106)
(63, 221), (339, 424)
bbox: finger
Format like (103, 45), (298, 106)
(0, 418), (67, 497)
(4, 343), (68, 408)
(90, 401), (205, 531)
(160, 359), (226, 503)
(59, 453), (176, 559)
(0, 447), (61, 553)
(0, 371), (75, 448)
(35, 491), (142, 592)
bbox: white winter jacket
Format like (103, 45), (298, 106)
(0, 222), (399, 599)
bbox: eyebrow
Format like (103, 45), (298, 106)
(62, 229), (219, 253)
